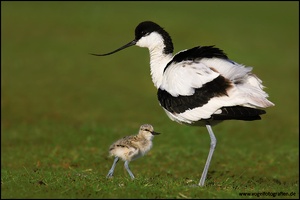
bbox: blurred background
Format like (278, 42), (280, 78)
(1, 1), (299, 198)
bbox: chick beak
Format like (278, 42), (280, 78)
(151, 131), (161, 135)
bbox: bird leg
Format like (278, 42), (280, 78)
(124, 160), (135, 179)
(106, 157), (119, 178)
(199, 123), (217, 186)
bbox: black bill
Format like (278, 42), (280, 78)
(90, 40), (136, 56)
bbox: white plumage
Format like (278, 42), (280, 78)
(161, 61), (220, 96)
(91, 21), (274, 186)
(159, 58), (274, 123)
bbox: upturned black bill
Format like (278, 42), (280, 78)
(90, 40), (136, 56)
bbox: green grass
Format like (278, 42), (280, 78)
(1, 1), (299, 199)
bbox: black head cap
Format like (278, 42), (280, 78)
(134, 21), (174, 54)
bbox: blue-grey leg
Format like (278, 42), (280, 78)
(106, 157), (119, 178)
(124, 160), (135, 179)
(199, 124), (217, 186)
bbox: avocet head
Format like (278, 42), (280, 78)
(90, 21), (173, 56)
(139, 124), (161, 141)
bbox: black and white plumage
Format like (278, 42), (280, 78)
(91, 21), (274, 186)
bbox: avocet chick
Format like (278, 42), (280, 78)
(106, 124), (160, 179)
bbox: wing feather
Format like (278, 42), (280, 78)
(161, 61), (220, 96)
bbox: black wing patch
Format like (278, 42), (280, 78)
(164, 46), (228, 72)
(157, 75), (232, 114)
(211, 106), (266, 121)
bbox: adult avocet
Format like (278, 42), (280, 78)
(91, 21), (274, 186)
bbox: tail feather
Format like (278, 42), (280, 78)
(212, 106), (266, 121)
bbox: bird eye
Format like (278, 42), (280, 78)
(142, 31), (150, 36)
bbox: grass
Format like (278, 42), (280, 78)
(1, 1), (299, 199)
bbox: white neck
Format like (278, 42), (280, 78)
(136, 32), (173, 88)
(149, 49), (172, 88)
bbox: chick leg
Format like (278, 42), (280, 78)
(124, 160), (135, 179)
(106, 157), (119, 178)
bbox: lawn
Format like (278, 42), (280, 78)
(1, 1), (299, 199)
